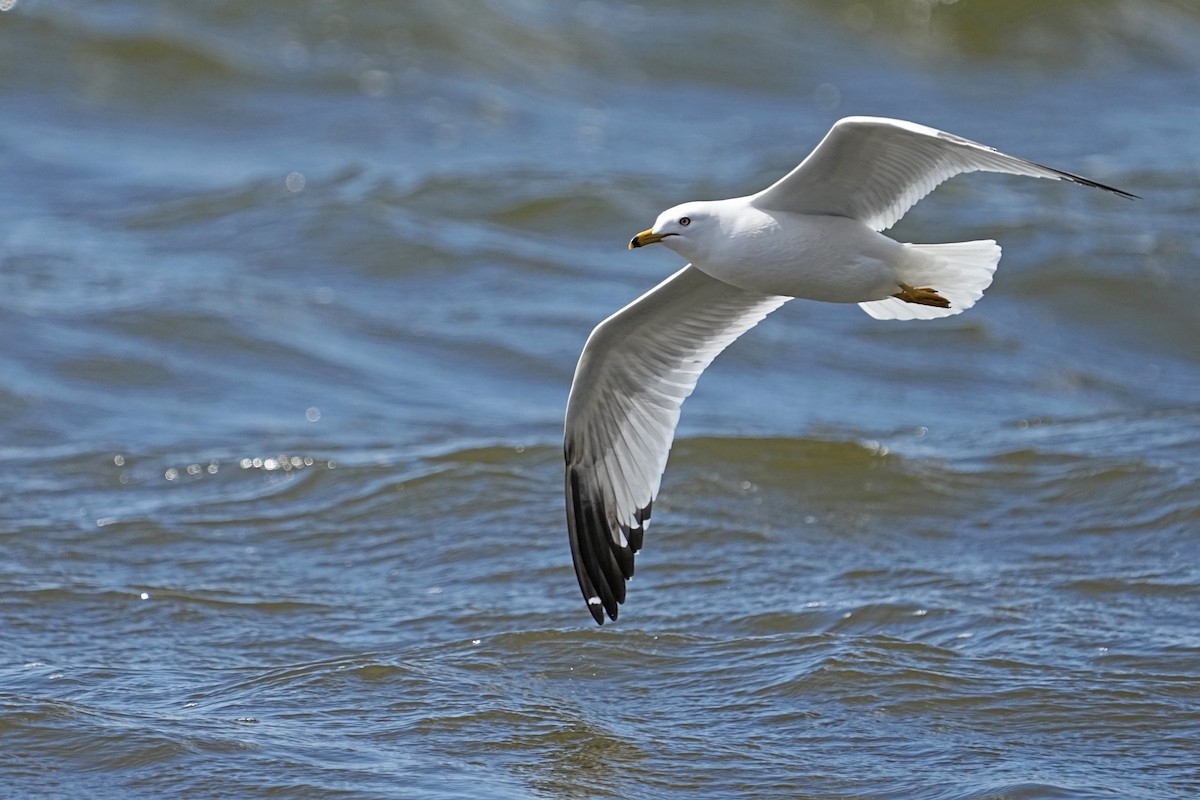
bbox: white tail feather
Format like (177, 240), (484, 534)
(859, 240), (1002, 321)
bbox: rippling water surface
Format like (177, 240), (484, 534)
(2, 1), (1199, 798)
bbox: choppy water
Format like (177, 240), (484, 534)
(3, 1), (1199, 798)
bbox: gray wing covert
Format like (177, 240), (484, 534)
(752, 116), (1135, 231)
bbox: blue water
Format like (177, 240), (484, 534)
(2, 1), (1199, 798)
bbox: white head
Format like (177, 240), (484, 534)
(628, 201), (722, 262)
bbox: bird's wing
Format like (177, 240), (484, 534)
(564, 265), (788, 624)
(751, 116), (1135, 231)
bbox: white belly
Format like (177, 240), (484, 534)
(690, 211), (905, 303)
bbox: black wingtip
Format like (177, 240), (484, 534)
(1086, 178), (1139, 201)
(566, 464), (629, 626)
(587, 599), (608, 626)
(1049, 165), (1139, 200)
(585, 592), (619, 625)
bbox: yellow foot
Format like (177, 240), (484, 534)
(893, 283), (950, 308)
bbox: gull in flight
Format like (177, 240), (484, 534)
(563, 116), (1135, 624)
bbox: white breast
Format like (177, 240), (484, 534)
(687, 205), (905, 303)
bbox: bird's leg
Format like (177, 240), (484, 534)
(893, 282), (950, 308)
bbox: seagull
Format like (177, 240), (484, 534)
(563, 116), (1135, 624)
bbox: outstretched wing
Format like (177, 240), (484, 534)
(751, 116), (1135, 231)
(564, 265), (788, 624)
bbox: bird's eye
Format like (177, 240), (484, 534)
(678, 216), (691, 226)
